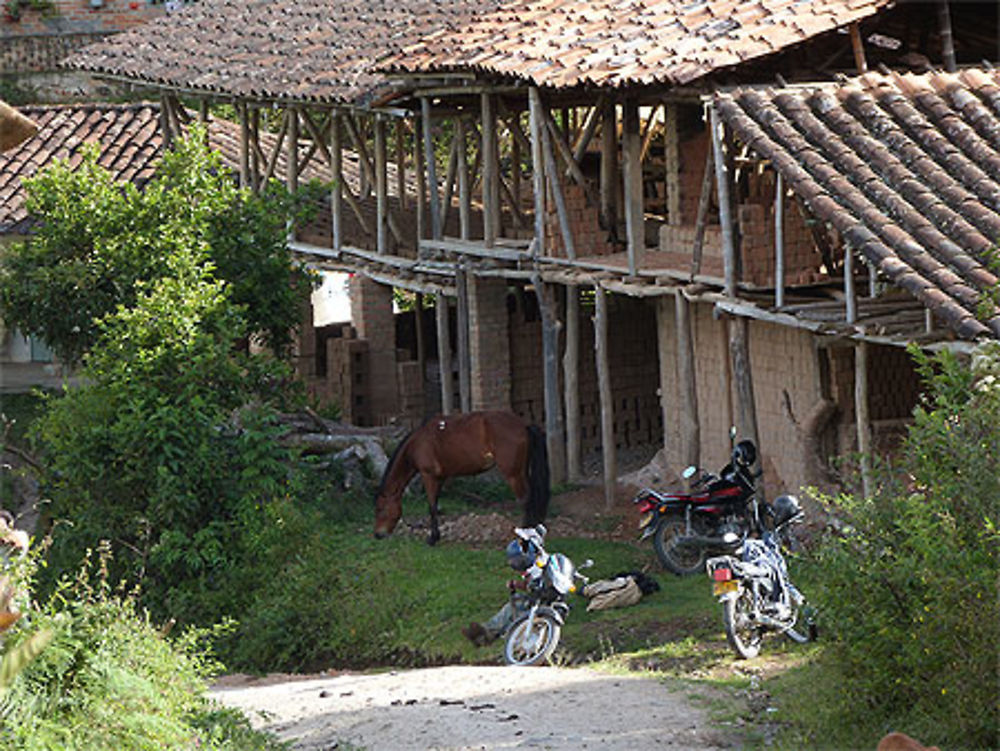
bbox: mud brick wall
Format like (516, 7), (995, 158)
(1, 0), (164, 40)
(543, 182), (615, 259)
(325, 335), (370, 426)
(468, 276), (511, 411)
(349, 276), (397, 425)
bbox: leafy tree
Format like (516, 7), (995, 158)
(0, 131), (319, 365)
(810, 342), (1000, 747)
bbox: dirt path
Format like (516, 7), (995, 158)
(211, 665), (733, 750)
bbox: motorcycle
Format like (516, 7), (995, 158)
(705, 494), (814, 659)
(503, 543), (592, 666)
(633, 437), (762, 575)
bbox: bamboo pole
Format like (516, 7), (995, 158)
(528, 87), (546, 257)
(563, 284), (581, 481)
(594, 285), (616, 509)
(622, 98), (643, 277)
(710, 105), (737, 296)
(436, 292), (454, 415)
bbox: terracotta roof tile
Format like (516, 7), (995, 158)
(714, 68), (1000, 341)
(388, 0), (891, 88)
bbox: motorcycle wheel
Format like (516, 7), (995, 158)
(653, 516), (707, 575)
(503, 612), (561, 666)
(723, 590), (763, 659)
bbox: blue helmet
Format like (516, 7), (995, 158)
(505, 538), (539, 571)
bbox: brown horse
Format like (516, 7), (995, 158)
(374, 410), (550, 545)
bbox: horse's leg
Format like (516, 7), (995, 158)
(421, 473), (442, 545)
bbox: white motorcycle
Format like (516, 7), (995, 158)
(503, 546), (592, 666)
(706, 495), (814, 659)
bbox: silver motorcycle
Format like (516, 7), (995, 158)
(705, 494), (814, 659)
(503, 548), (592, 666)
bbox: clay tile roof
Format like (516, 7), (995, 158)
(713, 68), (1000, 341)
(63, 0), (510, 106)
(388, 0), (893, 89)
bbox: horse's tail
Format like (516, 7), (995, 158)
(524, 424), (550, 526)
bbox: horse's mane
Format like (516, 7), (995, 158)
(375, 416), (433, 497)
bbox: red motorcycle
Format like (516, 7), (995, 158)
(633, 439), (762, 575)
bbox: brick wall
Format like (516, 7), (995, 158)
(349, 275), (397, 424)
(468, 276), (511, 410)
(1, 0), (164, 40)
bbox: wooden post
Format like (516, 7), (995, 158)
(482, 93), (500, 247)
(395, 119), (407, 212)
(728, 316), (760, 456)
(286, 106), (299, 241)
(600, 99), (618, 233)
(855, 340), (873, 497)
(849, 22), (868, 73)
(160, 93), (174, 150)
(415, 292), (426, 403)
(675, 291), (700, 469)
(542, 113), (576, 260)
(535, 277), (566, 484)
(237, 101), (250, 189)
(375, 116), (388, 254)
(938, 1), (957, 72)
(594, 285), (617, 509)
(845, 246), (857, 324)
(563, 284), (581, 481)
(436, 292), (454, 415)
(415, 117), (426, 243)
(331, 111), (343, 252)
(775, 171), (785, 308)
(529, 87), (546, 257)
(422, 98), (442, 241)
(456, 117), (471, 240)
(622, 98), (643, 277)
(710, 105), (737, 296)
(572, 102), (601, 167)
(456, 268), (472, 413)
(438, 131), (459, 233)
(665, 102), (681, 225)
(690, 146), (714, 279)
(249, 106), (261, 192)
(510, 120), (521, 209)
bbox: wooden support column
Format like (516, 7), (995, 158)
(534, 275), (566, 484)
(415, 117), (426, 243)
(375, 116), (388, 254)
(456, 267), (472, 413)
(237, 101), (250, 188)
(690, 146), (713, 279)
(600, 99), (618, 233)
(510, 122), (521, 209)
(286, 106), (299, 240)
(675, 291), (700, 470)
(482, 93), (500, 247)
(160, 93), (174, 150)
(415, 292), (426, 402)
(249, 107), (261, 192)
(563, 285), (581, 481)
(845, 246), (857, 324)
(938, 1), (957, 72)
(331, 112), (343, 252)
(422, 98), (442, 241)
(775, 171), (785, 308)
(710, 105), (737, 296)
(528, 87), (546, 257)
(849, 22), (868, 73)
(728, 316), (760, 459)
(456, 117), (471, 240)
(542, 111), (576, 260)
(622, 98), (643, 277)
(572, 102), (601, 168)
(594, 285), (616, 509)
(665, 103), (681, 225)
(436, 292), (454, 415)
(395, 119), (407, 212)
(855, 340), (873, 498)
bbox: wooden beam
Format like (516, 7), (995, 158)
(534, 275), (566, 484)
(262, 114), (288, 184)
(286, 107), (299, 194)
(542, 112), (577, 261)
(937, 1), (957, 72)
(845, 246), (857, 324)
(438, 128), (460, 234)
(639, 102), (661, 163)
(344, 115), (374, 199)
(375, 116), (388, 254)
(855, 340), (873, 497)
(563, 284), (581, 481)
(690, 145), (714, 279)
(572, 101), (601, 166)
(600, 99), (618, 233)
(414, 117), (426, 244)
(422, 98), (443, 241)
(622, 98), (644, 276)
(395, 119), (407, 212)
(710, 105), (737, 296)
(436, 292), (454, 415)
(482, 93), (500, 247)
(415, 292), (426, 403)
(727, 316), (760, 459)
(456, 268), (471, 413)
(529, 87), (546, 258)
(775, 171), (785, 308)
(237, 101), (250, 188)
(543, 108), (596, 204)
(300, 110), (332, 166)
(594, 285), (616, 509)
(849, 22), (868, 74)
(664, 103), (680, 225)
(331, 112), (343, 252)
(456, 117), (471, 240)
(249, 106), (261, 192)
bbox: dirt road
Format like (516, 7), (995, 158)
(211, 664), (733, 750)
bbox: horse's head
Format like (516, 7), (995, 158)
(373, 489), (402, 539)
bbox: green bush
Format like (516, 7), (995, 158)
(0, 546), (284, 751)
(809, 343), (1000, 748)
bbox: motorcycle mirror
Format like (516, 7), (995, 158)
(729, 425), (737, 441)
(580, 559), (594, 568)
(682, 465), (697, 480)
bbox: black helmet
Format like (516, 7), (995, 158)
(772, 494), (802, 527)
(505, 538), (539, 571)
(733, 439), (757, 468)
